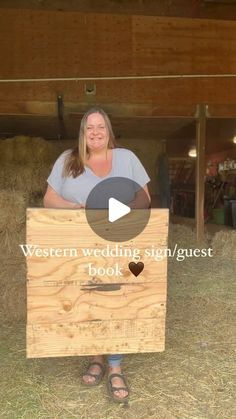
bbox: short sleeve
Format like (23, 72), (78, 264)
(47, 151), (70, 194)
(129, 151), (150, 188)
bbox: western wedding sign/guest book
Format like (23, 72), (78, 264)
(25, 208), (169, 358)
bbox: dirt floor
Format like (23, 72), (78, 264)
(1, 231), (235, 419)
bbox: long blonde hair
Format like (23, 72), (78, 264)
(63, 107), (116, 178)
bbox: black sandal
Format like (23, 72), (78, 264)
(82, 362), (106, 386)
(107, 373), (130, 403)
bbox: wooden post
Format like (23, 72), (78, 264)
(195, 104), (207, 243)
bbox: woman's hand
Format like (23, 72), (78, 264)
(44, 185), (84, 209)
(129, 185), (151, 209)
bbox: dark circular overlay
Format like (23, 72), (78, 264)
(85, 177), (150, 242)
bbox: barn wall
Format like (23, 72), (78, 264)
(1, 10), (236, 79)
(0, 9), (236, 117)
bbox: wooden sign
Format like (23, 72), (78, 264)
(26, 208), (169, 358)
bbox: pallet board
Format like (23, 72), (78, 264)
(26, 208), (169, 358)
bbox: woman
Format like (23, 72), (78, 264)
(44, 107), (151, 403)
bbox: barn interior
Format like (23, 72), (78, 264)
(0, 1), (235, 418)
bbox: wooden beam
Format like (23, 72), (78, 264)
(0, 100), (196, 118)
(207, 104), (236, 118)
(195, 104), (207, 243)
(0, 0), (236, 20)
(0, 77), (236, 118)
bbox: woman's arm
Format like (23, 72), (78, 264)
(43, 185), (83, 209)
(129, 185), (151, 209)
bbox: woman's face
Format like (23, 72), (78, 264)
(85, 112), (109, 152)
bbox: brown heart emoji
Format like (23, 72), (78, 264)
(128, 262), (144, 277)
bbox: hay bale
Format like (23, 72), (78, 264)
(0, 164), (51, 194)
(0, 258), (26, 323)
(169, 223), (197, 248)
(0, 135), (57, 165)
(0, 136), (65, 324)
(168, 223), (210, 249)
(211, 230), (236, 260)
(0, 190), (27, 255)
(28, 191), (44, 207)
(0, 281), (26, 323)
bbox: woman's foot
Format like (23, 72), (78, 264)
(108, 366), (129, 402)
(82, 355), (105, 386)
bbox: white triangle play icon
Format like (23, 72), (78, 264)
(108, 197), (131, 223)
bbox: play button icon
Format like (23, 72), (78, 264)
(85, 177), (150, 242)
(108, 198), (131, 222)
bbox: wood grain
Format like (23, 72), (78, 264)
(27, 319), (166, 358)
(1, 10), (236, 79)
(26, 208), (168, 357)
(1, 0), (236, 21)
(1, 10), (236, 121)
(1, 77), (236, 118)
(27, 282), (166, 324)
(26, 208), (168, 286)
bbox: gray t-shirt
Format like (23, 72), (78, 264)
(47, 148), (150, 205)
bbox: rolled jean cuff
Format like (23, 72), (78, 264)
(107, 354), (123, 367)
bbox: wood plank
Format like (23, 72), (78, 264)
(1, 1), (236, 21)
(0, 76), (236, 117)
(0, 10), (236, 79)
(0, 10), (132, 79)
(132, 16), (236, 76)
(26, 208), (168, 357)
(0, 100), (196, 118)
(26, 208), (168, 286)
(27, 283), (166, 324)
(26, 254), (167, 286)
(208, 104), (236, 118)
(27, 318), (166, 358)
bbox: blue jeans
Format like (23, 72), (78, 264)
(107, 354), (123, 367)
